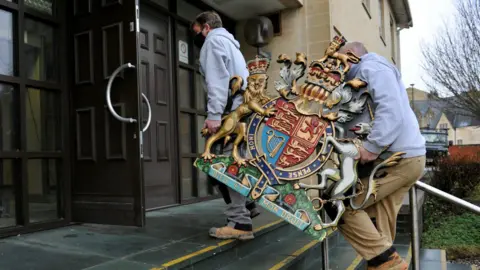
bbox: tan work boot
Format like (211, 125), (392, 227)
(209, 226), (254, 240)
(367, 252), (408, 270)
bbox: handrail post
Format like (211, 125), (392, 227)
(409, 186), (420, 270)
(321, 209), (329, 270)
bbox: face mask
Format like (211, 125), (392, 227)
(194, 32), (206, 48)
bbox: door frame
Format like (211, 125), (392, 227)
(138, 3), (180, 211)
(138, 1), (180, 211)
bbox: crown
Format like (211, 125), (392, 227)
(331, 35), (347, 48)
(247, 56), (270, 75)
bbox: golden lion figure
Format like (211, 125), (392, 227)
(318, 36), (360, 74)
(201, 64), (275, 166)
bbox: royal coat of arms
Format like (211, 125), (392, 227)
(194, 36), (405, 241)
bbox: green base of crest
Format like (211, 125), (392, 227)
(194, 156), (328, 241)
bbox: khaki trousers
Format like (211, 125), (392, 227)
(338, 156), (426, 260)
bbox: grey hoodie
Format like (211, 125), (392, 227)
(347, 53), (426, 158)
(199, 28), (249, 121)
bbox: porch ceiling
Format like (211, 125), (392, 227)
(388, 0), (413, 28)
(201, 0), (303, 20)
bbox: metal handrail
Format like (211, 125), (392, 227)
(409, 181), (480, 270)
(415, 181), (480, 214)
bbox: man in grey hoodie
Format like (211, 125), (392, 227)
(334, 42), (426, 270)
(192, 11), (256, 240)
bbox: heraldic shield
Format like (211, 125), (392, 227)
(194, 36), (406, 241)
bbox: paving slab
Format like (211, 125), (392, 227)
(0, 199), (280, 270)
(446, 262), (474, 270)
(0, 240), (109, 270)
(127, 241), (208, 266)
(84, 260), (155, 270)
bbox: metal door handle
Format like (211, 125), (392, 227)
(106, 63), (137, 123)
(141, 93), (151, 132)
(106, 63), (152, 134)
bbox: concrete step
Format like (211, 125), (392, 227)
(409, 248), (478, 270)
(446, 262), (478, 270)
(150, 217), (286, 269)
(190, 226), (364, 270)
(0, 200), (286, 270)
(193, 224), (315, 270)
(393, 234), (477, 270)
(300, 234), (366, 270)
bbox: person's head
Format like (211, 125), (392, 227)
(191, 11), (223, 48)
(338, 41), (368, 58)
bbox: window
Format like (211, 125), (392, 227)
(390, 14), (396, 61)
(177, 0), (203, 21)
(177, 22), (211, 200)
(26, 88), (61, 151)
(28, 159), (60, 223)
(378, 0), (386, 44)
(24, 18), (57, 82)
(25, 0), (53, 16)
(266, 12), (282, 36)
(439, 123), (448, 129)
(422, 134), (448, 144)
(0, 84), (20, 151)
(0, 0), (64, 232)
(362, 0), (372, 18)
(457, 139), (463, 145)
(0, 160), (19, 228)
(0, 9), (14, 76)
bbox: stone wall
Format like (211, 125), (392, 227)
(329, 0), (399, 64)
(236, 0), (331, 97)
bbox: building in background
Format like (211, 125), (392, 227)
(436, 112), (480, 145)
(407, 89), (480, 145)
(407, 87), (430, 101)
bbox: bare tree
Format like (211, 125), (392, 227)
(421, 0), (480, 119)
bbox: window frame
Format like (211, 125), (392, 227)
(389, 13), (396, 63)
(176, 19), (212, 202)
(0, 0), (69, 237)
(378, 0), (386, 46)
(362, 0), (372, 19)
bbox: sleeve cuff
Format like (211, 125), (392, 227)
(207, 113), (222, 121)
(362, 140), (383, 154)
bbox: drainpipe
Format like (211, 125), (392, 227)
(396, 28), (402, 70)
(410, 83), (415, 110)
(453, 115), (457, 145)
(454, 128), (457, 145)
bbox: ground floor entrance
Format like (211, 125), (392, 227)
(0, 0), (236, 237)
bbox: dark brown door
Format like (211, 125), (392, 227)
(139, 5), (177, 210)
(70, 0), (144, 226)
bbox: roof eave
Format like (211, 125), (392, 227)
(389, 0), (413, 29)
